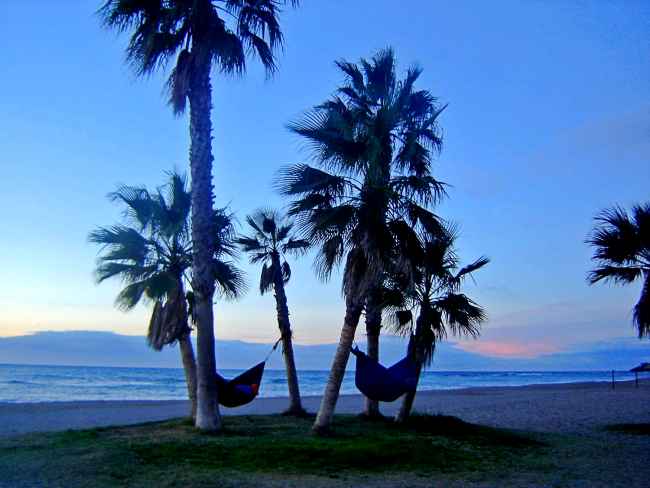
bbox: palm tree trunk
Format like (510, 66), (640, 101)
(272, 255), (304, 415)
(395, 313), (427, 423)
(312, 296), (364, 434)
(362, 291), (382, 418)
(178, 333), (198, 420)
(395, 362), (422, 423)
(188, 55), (221, 432)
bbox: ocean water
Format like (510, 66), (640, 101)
(0, 364), (638, 403)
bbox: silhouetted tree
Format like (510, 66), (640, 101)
(278, 48), (447, 432)
(391, 228), (488, 422)
(587, 203), (650, 338)
(89, 172), (244, 419)
(99, 0), (297, 431)
(237, 209), (309, 415)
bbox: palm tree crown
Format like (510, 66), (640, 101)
(392, 228), (488, 365)
(99, 0), (298, 114)
(587, 203), (650, 338)
(89, 172), (244, 345)
(278, 48), (447, 299)
(237, 209), (309, 294)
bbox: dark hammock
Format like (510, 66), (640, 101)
(351, 347), (419, 402)
(215, 361), (265, 408)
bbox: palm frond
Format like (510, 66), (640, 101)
(259, 262), (275, 295)
(281, 260), (291, 284)
(245, 214), (265, 236)
(588, 206), (642, 264)
(88, 225), (150, 261)
(587, 265), (643, 285)
(146, 287), (191, 351)
(107, 185), (154, 230)
(262, 213), (277, 235)
(335, 59), (365, 94)
(236, 236), (266, 253)
(452, 256), (490, 289)
(276, 223), (293, 242)
(214, 259), (247, 300)
(390, 175), (447, 206)
(115, 281), (147, 311)
(94, 262), (157, 285)
(388, 310), (414, 335)
(313, 235), (345, 281)
(100, 0), (298, 117)
(250, 251), (270, 264)
(282, 238), (310, 255)
(275, 164), (352, 197)
(434, 293), (485, 339)
(166, 170), (191, 228)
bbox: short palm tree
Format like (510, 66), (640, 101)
(89, 171), (243, 420)
(99, 0), (297, 431)
(390, 229), (488, 422)
(278, 48), (447, 432)
(237, 209), (309, 415)
(587, 203), (650, 338)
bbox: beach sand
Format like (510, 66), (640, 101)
(1, 379), (648, 438)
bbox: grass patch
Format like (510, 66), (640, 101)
(0, 414), (549, 487)
(605, 423), (650, 435)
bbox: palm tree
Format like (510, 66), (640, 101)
(390, 229), (488, 423)
(89, 171), (244, 420)
(237, 209), (309, 415)
(278, 48), (447, 432)
(587, 203), (650, 338)
(99, 0), (297, 431)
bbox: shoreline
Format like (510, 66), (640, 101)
(1, 379), (648, 438)
(0, 377), (640, 405)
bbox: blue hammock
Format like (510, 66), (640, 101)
(216, 361), (265, 408)
(214, 337), (282, 408)
(351, 347), (419, 402)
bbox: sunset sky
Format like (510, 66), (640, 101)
(1, 0), (648, 360)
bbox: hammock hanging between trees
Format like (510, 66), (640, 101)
(350, 346), (419, 402)
(215, 338), (281, 408)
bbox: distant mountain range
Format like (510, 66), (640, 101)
(0, 331), (648, 371)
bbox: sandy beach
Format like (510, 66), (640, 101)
(2, 379), (648, 438)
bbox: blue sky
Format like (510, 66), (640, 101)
(0, 1), (648, 359)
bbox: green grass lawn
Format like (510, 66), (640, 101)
(0, 414), (553, 487)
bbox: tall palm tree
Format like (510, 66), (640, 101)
(587, 203), (650, 338)
(99, 0), (297, 431)
(390, 229), (488, 422)
(237, 209), (309, 415)
(278, 48), (447, 433)
(89, 171), (244, 420)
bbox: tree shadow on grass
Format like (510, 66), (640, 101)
(605, 423), (650, 435)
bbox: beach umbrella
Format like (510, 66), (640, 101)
(629, 362), (650, 387)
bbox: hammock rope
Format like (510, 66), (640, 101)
(263, 336), (283, 362)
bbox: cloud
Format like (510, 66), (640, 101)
(454, 300), (639, 358)
(458, 340), (557, 358)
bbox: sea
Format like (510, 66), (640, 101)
(0, 364), (638, 403)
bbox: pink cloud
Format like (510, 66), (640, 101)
(456, 340), (559, 358)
